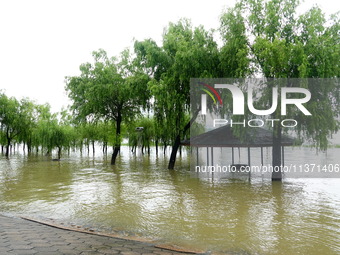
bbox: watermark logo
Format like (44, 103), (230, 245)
(198, 82), (222, 115)
(200, 84), (311, 116)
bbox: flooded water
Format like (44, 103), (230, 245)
(0, 146), (340, 255)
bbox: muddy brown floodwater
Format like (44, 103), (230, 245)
(0, 146), (339, 254)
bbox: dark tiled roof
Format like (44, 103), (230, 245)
(182, 125), (294, 147)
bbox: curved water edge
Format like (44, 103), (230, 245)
(0, 146), (339, 255)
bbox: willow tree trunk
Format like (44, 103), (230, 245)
(168, 109), (200, 170)
(5, 142), (10, 158)
(57, 146), (62, 160)
(168, 135), (181, 170)
(155, 140), (159, 155)
(111, 113), (122, 165)
(5, 129), (11, 158)
(27, 139), (32, 154)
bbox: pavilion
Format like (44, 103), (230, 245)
(181, 125), (295, 168)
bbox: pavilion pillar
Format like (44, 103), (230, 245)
(196, 147), (199, 166)
(281, 146), (285, 166)
(247, 147), (251, 166)
(248, 147), (251, 178)
(231, 147), (234, 165)
(261, 147), (264, 165)
(206, 147), (209, 166)
(211, 147), (214, 166)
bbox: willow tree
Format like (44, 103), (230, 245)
(220, 0), (340, 180)
(135, 19), (222, 169)
(65, 49), (149, 164)
(0, 93), (24, 157)
(95, 121), (116, 155)
(17, 98), (38, 153)
(32, 104), (54, 154)
(32, 104), (70, 159)
(49, 122), (70, 160)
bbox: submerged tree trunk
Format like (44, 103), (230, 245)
(168, 109), (200, 170)
(272, 124), (282, 181)
(102, 142), (107, 155)
(155, 139), (158, 156)
(58, 146), (62, 160)
(111, 146), (120, 165)
(5, 142), (10, 158)
(168, 135), (181, 170)
(27, 139), (32, 154)
(111, 113), (122, 165)
(92, 140), (95, 155)
(5, 129), (11, 158)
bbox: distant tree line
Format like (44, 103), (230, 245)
(0, 92), (170, 159)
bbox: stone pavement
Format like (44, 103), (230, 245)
(0, 214), (201, 255)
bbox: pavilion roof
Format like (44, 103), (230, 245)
(181, 125), (295, 147)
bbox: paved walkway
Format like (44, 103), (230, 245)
(0, 214), (201, 255)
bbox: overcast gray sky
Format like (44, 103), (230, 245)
(0, 0), (339, 114)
